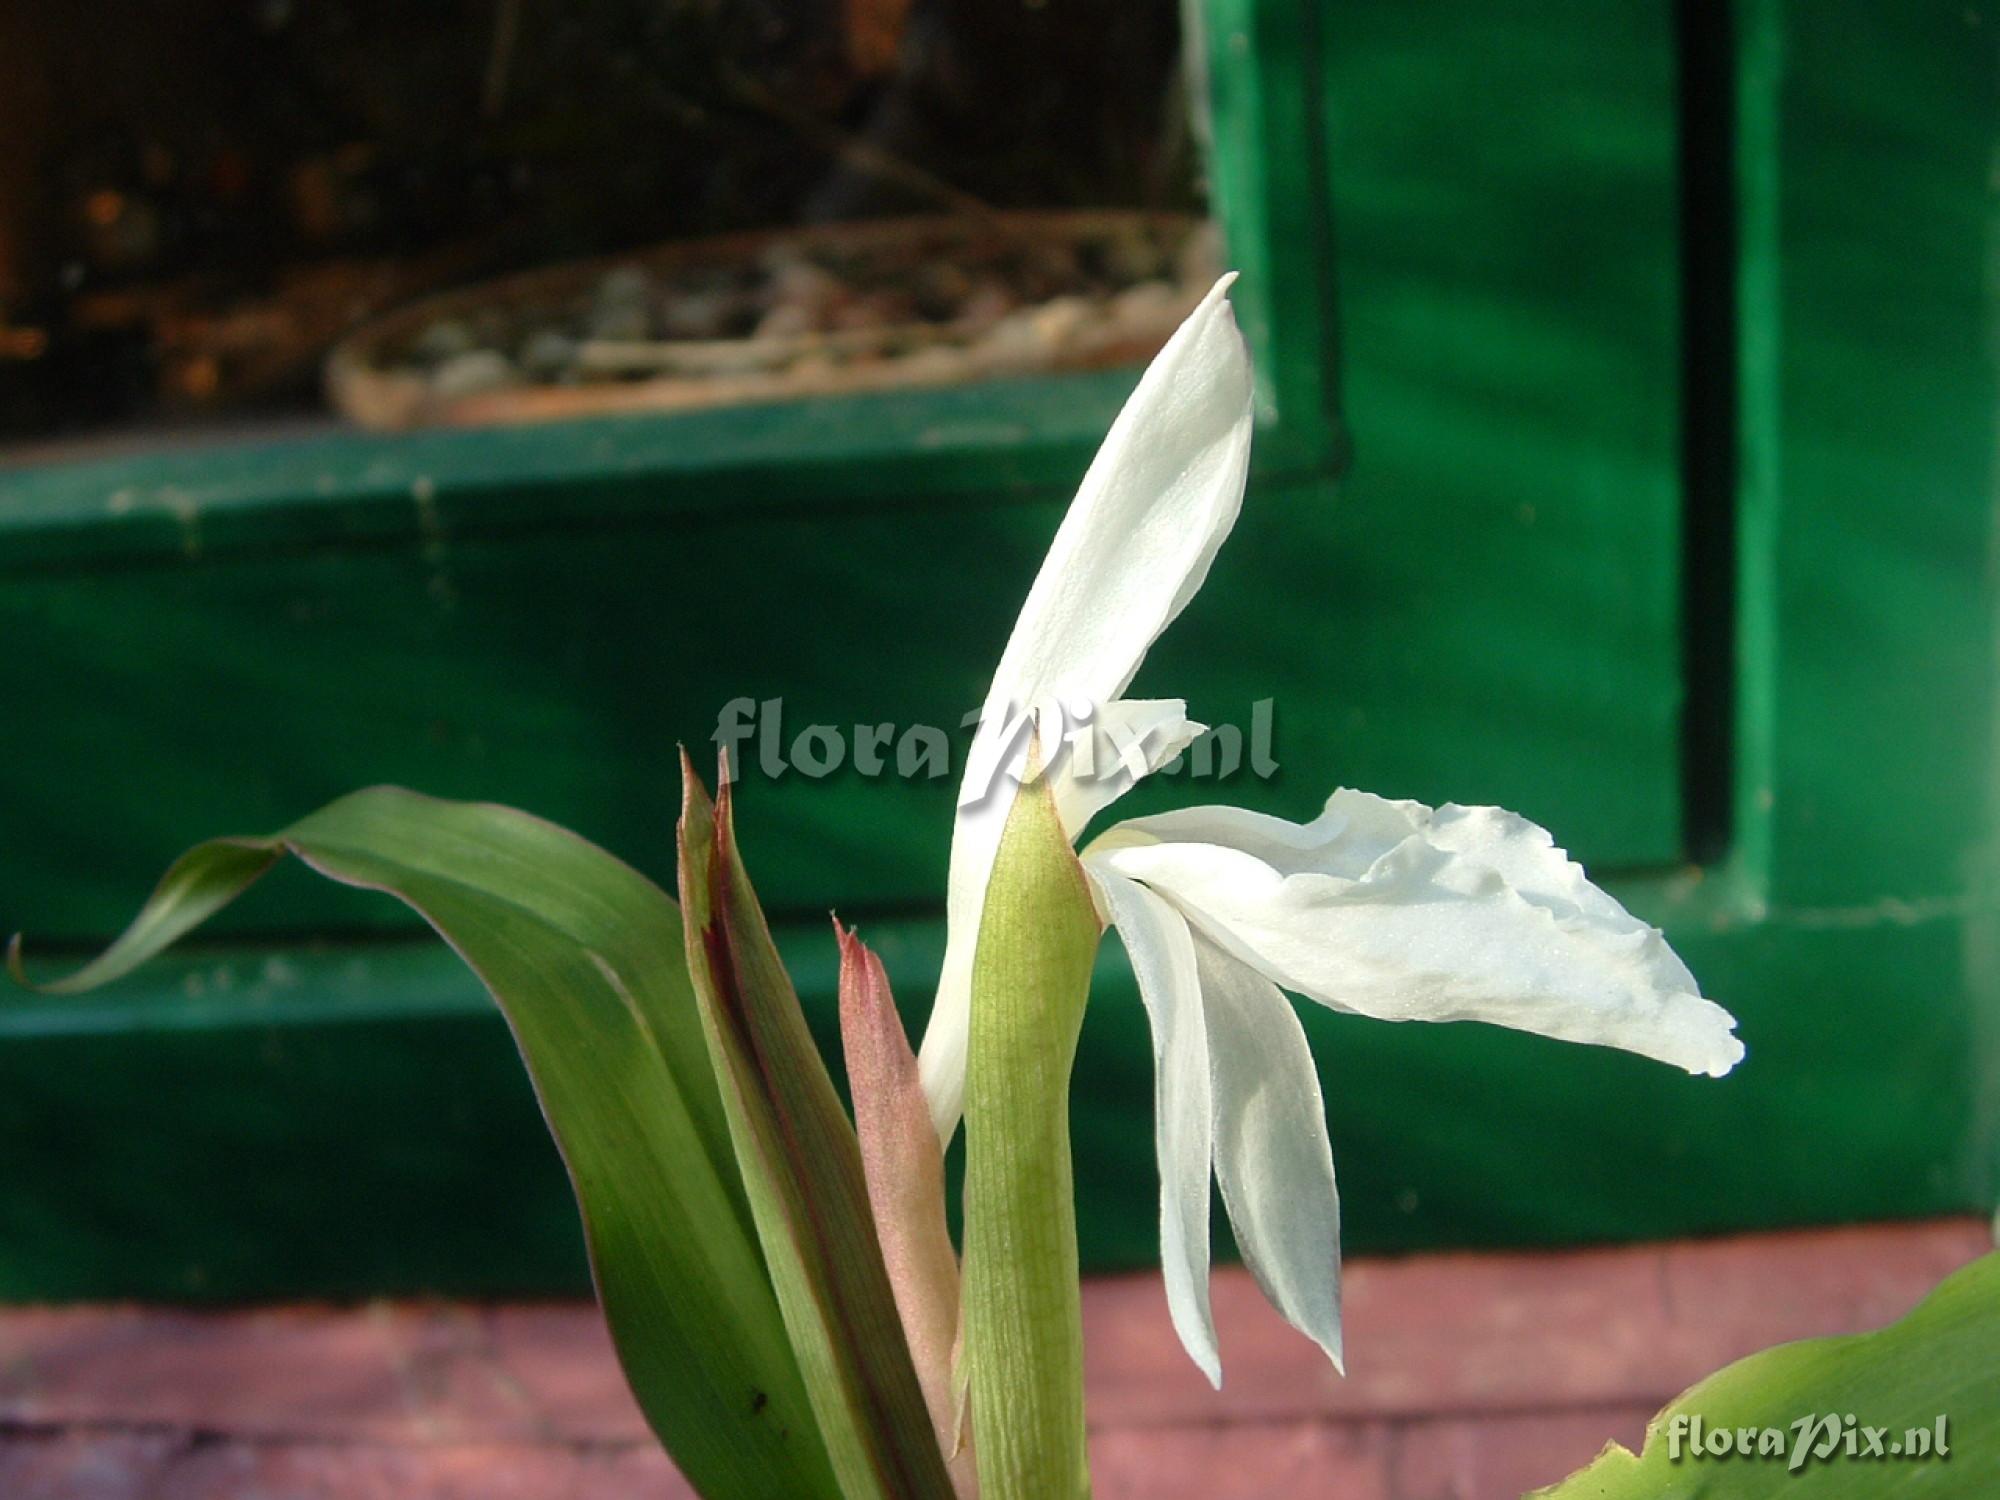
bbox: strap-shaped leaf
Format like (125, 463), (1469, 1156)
(1533, 1250), (1999, 1497)
(679, 759), (958, 1500)
(960, 772), (1103, 1500)
(9, 786), (841, 1500)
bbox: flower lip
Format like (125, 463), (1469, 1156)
(1085, 790), (1746, 1081)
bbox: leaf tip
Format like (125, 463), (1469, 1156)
(713, 761), (736, 840)
(677, 744), (709, 811)
(830, 915), (875, 1006)
(836, 924), (918, 1095)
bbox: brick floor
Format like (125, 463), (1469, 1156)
(0, 1218), (1986, 1498)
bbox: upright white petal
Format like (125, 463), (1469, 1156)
(1090, 790), (1745, 1078)
(1194, 936), (1343, 1375)
(983, 273), (1253, 719)
(1090, 867), (1219, 1386)
(919, 276), (1256, 1139)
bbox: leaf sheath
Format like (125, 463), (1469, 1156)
(960, 774), (1102, 1500)
(680, 759), (957, 1500)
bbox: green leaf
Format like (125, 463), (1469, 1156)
(960, 771), (1103, 1500)
(678, 759), (958, 1500)
(1531, 1250), (2000, 1497)
(9, 786), (842, 1500)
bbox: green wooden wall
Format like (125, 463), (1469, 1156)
(0, 0), (1993, 1298)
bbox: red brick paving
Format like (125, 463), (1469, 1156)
(0, 1218), (1986, 1498)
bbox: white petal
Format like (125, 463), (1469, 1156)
(986, 273), (1253, 721)
(1091, 791), (1435, 880)
(919, 277), (1255, 1140)
(1049, 699), (1205, 840)
(1089, 866), (1219, 1386)
(1091, 789), (1745, 1078)
(1194, 936), (1343, 1374)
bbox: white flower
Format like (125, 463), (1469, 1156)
(915, 274), (1744, 1385)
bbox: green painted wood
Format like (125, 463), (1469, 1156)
(0, 940), (588, 1300)
(0, 373), (1130, 574)
(1311, 0), (1687, 863)
(0, 461), (1681, 949)
(0, 888), (1984, 1302)
(1683, 0), (2000, 1224)
(1744, 2), (1997, 910)
(1198, 0), (1342, 471)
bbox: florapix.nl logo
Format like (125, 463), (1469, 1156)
(711, 695), (1279, 804)
(1665, 1412), (1951, 1474)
